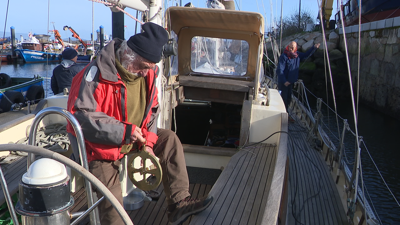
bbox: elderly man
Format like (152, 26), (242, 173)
(67, 22), (212, 225)
(51, 48), (84, 95)
(277, 41), (320, 111)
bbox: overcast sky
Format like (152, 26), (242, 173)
(0, 0), (338, 40)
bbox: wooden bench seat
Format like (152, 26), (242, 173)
(0, 155), (28, 205)
(190, 143), (278, 225)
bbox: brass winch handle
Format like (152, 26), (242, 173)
(127, 143), (162, 191)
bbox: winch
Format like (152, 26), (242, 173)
(15, 158), (74, 225)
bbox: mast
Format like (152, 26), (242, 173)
(92, 1), (94, 52)
(148, 0), (165, 128)
(298, 0), (301, 28)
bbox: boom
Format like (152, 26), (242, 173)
(321, 0), (334, 28)
(51, 30), (64, 48)
(63, 25), (87, 52)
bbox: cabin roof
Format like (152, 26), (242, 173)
(166, 7), (264, 35)
(166, 7), (264, 88)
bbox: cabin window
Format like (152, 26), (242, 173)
(170, 31), (179, 76)
(190, 37), (249, 76)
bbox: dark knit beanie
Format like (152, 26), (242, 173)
(62, 48), (78, 60)
(127, 23), (169, 63)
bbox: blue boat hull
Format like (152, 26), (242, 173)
(14, 49), (61, 63)
(0, 76), (44, 112)
(77, 55), (92, 63)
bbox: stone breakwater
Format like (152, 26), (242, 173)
(274, 27), (400, 120)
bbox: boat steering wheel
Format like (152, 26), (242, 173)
(127, 144), (163, 191)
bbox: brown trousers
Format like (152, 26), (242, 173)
(89, 128), (190, 225)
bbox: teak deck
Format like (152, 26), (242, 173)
(190, 143), (277, 225)
(286, 121), (348, 225)
(0, 120), (348, 225)
(70, 143), (277, 225)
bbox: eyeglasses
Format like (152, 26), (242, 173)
(136, 61), (156, 72)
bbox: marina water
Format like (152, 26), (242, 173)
(1, 62), (399, 224)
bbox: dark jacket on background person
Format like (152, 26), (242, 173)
(66, 38), (159, 162)
(277, 46), (316, 84)
(51, 60), (84, 94)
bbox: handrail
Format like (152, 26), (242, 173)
(27, 107), (99, 225)
(290, 81), (384, 221)
(0, 144), (132, 225)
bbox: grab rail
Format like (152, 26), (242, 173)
(291, 81), (381, 222)
(27, 107), (99, 225)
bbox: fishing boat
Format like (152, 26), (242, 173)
(0, 73), (44, 113)
(14, 33), (61, 63)
(0, 37), (11, 62)
(337, 0), (400, 26)
(0, 47), (13, 62)
(0, 1), (393, 225)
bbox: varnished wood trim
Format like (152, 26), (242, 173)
(182, 144), (237, 156)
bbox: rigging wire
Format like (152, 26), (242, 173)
(270, 1), (397, 220)
(364, 185), (383, 224)
(316, 0), (341, 142)
(89, 0), (144, 25)
(339, 0), (363, 207)
(322, 35), (330, 131)
(45, 0), (51, 98)
(92, 0), (94, 53)
(255, 0), (268, 30)
(356, 1), (367, 218)
(293, 83), (389, 219)
(359, 139), (368, 221)
(255, 0), (260, 20)
(1, 0), (9, 45)
(269, 0), (275, 35)
(361, 141), (400, 208)
(261, 0), (267, 30)
(234, 0), (240, 11)
(262, 80), (394, 222)
(279, 0), (283, 51)
(356, 0), (362, 121)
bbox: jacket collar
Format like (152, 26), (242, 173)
(95, 38), (124, 83)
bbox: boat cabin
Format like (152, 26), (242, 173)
(21, 42), (41, 51)
(164, 7), (273, 149)
(157, 7), (289, 225)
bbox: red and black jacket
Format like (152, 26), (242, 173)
(67, 38), (160, 162)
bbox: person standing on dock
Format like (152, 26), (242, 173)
(277, 41), (320, 111)
(66, 22), (212, 225)
(51, 48), (84, 95)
